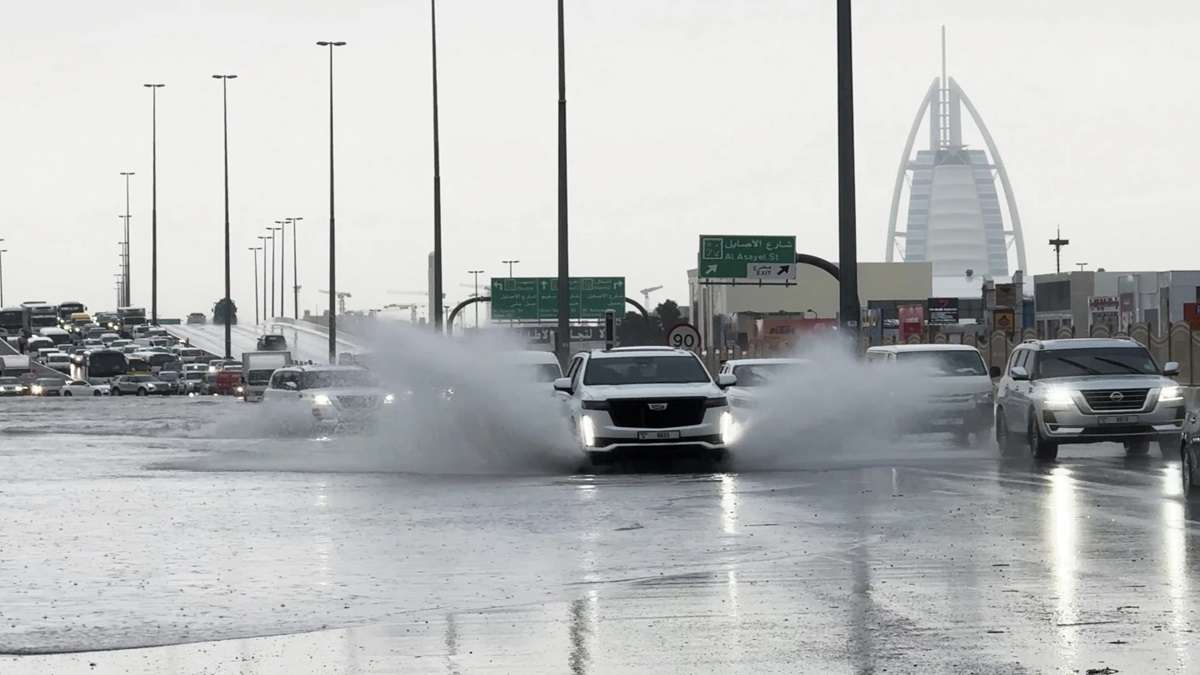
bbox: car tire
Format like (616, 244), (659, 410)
(113, 387), (122, 396)
(1028, 413), (1058, 461)
(1124, 439), (1150, 457)
(93, 391), (102, 397)
(62, 391), (72, 397)
(137, 388), (147, 396)
(996, 408), (1021, 456)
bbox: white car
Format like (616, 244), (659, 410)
(719, 357), (810, 413)
(262, 365), (395, 428)
(865, 344), (996, 444)
(61, 380), (111, 397)
(43, 352), (73, 373)
(554, 347), (737, 465)
(503, 350), (563, 383)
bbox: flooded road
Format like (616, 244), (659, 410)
(2, 397), (1198, 673)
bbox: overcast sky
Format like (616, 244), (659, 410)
(3, 1), (1198, 319)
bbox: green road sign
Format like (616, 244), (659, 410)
(698, 234), (796, 280)
(491, 277), (625, 321)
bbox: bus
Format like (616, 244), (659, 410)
(118, 306), (147, 332)
(0, 307), (26, 337)
(76, 349), (128, 383)
(26, 304), (59, 333)
(57, 301), (86, 323)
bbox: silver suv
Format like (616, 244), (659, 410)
(994, 338), (1184, 460)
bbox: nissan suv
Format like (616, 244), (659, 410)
(554, 347), (737, 464)
(994, 338), (1184, 460)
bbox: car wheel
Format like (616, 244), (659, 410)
(93, 391), (101, 397)
(137, 388), (147, 396)
(1124, 439), (1150, 457)
(1028, 413), (1058, 461)
(113, 387), (122, 396)
(62, 391), (72, 397)
(1182, 444), (1195, 499)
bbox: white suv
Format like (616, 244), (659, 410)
(263, 365), (395, 429)
(994, 338), (1184, 460)
(554, 347), (737, 464)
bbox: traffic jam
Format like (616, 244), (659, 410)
(3, 299), (1200, 494)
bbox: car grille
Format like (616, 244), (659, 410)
(337, 395), (380, 410)
(606, 398), (706, 429)
(1082, 389), (1149, 412)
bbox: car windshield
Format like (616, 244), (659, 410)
(300, 370), (379, 389)
(583, 355), (710, 385)
(895, 350), (988, 376)
(1036, 347), (1159, 379)
(731, 363), (802, 387)
(260, 336), (286, 348)
(529, 363), (562, 382)
(0, 378), (18, 385)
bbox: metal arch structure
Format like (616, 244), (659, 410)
(445, 296), (650, 335)
(884, 78), (1028, 276)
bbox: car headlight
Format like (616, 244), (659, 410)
(31, 385), (43, 395)
(1042, 387), (1075, 411)
(235, 386), (244, 394)
(313, 394), (333, 406)
(579, 415), (596, 447)
(1160, 385), (1184, 403)
(720, 410), (738, 445)
(383, 393), (396, 404)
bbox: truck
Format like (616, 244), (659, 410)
(117, 306), (147, 333)
(26, 304), (59, 333)
(242, 350), (293, 402)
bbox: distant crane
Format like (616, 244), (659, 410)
(318, 289), (352, 314)
(639, 285), (664, 308)
(382, 302), (423, 323)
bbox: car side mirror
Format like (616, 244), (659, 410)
(1164, 361), (1181, 377)
(989, 365), (1002, 379)
(1010, 366), (1030, 381)
(553, 377), (573, 394)
(716, 373), (737, 389)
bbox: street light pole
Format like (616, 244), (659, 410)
(290, 216), (303, 319)
(249, 246), (261, 324)
(502, 259), (519, 278)
(119, 171), (135, 307)
(0, 248), (7, 306)
(144, 83), (164, 324)
(555, 0), (571, 367)
(266, 226), (280, 318)
(468, 269), (485, 328)
(275, 219), (287, 318)
(836, 0), (860, 341)
(317, 40), (346, 363)
(213, 74), (237, 359)
(430, 0), (444, 332)
(257, 235), (269, 323)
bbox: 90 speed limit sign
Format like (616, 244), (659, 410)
(666, 323), (701, 352)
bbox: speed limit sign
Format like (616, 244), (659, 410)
(666, 323), (701, 352)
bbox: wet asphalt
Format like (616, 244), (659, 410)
(1, 397), (1198, 674)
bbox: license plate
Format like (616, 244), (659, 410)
(1099, 415), (1137, 425)
(638, 430), (681, 441)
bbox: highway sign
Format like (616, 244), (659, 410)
(491, 277), (625, 321)
(698, 235), (796, 280)
(666, 323), (701, 352)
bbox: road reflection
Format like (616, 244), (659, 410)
(1160, 464), (1189, 667)
(1045, 466), (1078, 663)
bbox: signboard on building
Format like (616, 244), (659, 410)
(698, 235), (796, 280)
(992, 308), (1015, 335)
(1184, 302), (1200, 330)
(898, 304), (924, 341)
(490, 277), (625, 321)
(1088, 296), (1119, 333)
(926, 297), (960, 325)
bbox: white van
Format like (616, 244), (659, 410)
(865, 344), (996, 444)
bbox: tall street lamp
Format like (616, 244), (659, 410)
(289, 216), (303, 319)
(120, 171), (135, 307)
(0, 247), (7, 306)
(257, 235), (269, 323)
(144, 83), (165, 324)
(249, 246), (262, 324)
(501, 259), (519, 278)
(275, 219), (287, 318)
(317, 40), (346, 362)
(266, 226), (280, 318)
(213, 74), (237, 359)
(467, 269), (485, 328)
(429, 1), (444, 332)
(555, 0), (571, 366)
(836, 0), (860, 339)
